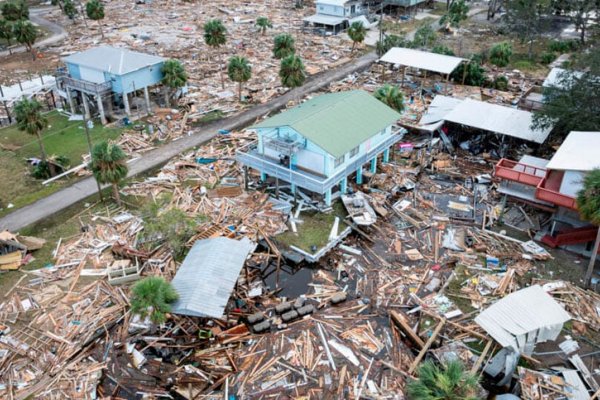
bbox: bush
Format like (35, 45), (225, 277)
(376, 34), (413, 55)
(540, 52), (556, 65)
(451, 60), (486, 86)
(494, 75), (508, 90)
(413, 24), (437, 48)
(130, 277), (179, 324)
(548, 39), (578, 53)
(432, 44), (455, 56)
(512, 60), (536, 71)
(489, 42), (512, 67)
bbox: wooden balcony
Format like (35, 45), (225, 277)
(494, 158), (546, 187)
(535, 177), (578, 210)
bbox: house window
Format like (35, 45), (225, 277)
(349, 146), (359, 158)
(334, 155), (345, 168)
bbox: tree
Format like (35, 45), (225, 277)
(577, 169), (600, 287)
(0, 18), (13, 46)
(376, 34), (413, 55)
(552, 0), (597, 44)
(255, 16), (272, 35)
(161, 59), (187, 107)
(273, 33), (295, 59)
(347, 21), (367, 53)
(86, 0), (104, 38)
(451, 57), (486, 86)
(228, 56), (251, 102)
(503, 0), (551, 59)
(407, 360), (480, 400)
(440, 0), (469, 30)
(279, 54), (306, 91)
(130, 277), (179, 324)
(532, 66), (600, 138)
(13, 20), (37, 60)
(142, 202), (198, 258)
(1, 1), (28, 22)
(489, 41), (512, 67)
(203, 19), (227, 89)
(413, 24), (437, 48)
(374, 85), (404, 113)
(14, 98), (49, 166)
(63, 0), (77, 20)
(90, 141), (128, 206)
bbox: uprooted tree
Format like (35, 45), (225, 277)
(130, 277), (179, 324)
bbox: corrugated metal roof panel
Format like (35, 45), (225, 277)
(443, 98), (552, 144)
(379, 47), (465, 75)
(171, 237), (256, 319)
(475, 285), (571, 354)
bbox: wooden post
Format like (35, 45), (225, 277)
(275, 177), (279, 199)
(401, 66), (406, 87)
(244, 166), (249, 190)
(420, 70), (427, 99)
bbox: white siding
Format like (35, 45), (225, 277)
(296, 150), (325, 174)
(559, 170), (585, 197)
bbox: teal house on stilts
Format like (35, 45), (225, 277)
(236, 90), (404, 205)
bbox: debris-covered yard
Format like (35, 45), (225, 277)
(1, 115), (599, 398)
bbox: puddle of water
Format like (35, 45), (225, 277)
(263, 263), (315, 299)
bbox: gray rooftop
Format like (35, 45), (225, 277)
(62, 46), (166, 75)
(171, 237), (256, 319)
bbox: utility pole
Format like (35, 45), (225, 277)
(83, 111), (104, 201)
(378, 1), (384, 55)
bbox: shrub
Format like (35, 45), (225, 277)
(130, 276), (179, 324)
(451, 60), (486, 86)
(494, 75), (508, 90)
(548, 39), (578, 53)
(432, 44), (455, 56)
(540, 52), (556, 65)
(489, 42), (512, 67)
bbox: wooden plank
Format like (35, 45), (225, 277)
(408, 319), (445, 374)
(389, 310), (425, 349)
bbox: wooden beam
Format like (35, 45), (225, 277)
(390, 310), (425, 349)
(408, 319), (445, 374)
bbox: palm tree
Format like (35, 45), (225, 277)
(256, 16), (272, 36)
(12, 20), (37, 60)
(374, 84), (405, 112)
(273, 33), (295, 59)
(227, 56), (251, 102)
(14, 98), (48, 165)
(347, 21), (367, 53)
(63, 0), (77, 20)
(577, 168), (600, 287)
(85, 0), (104, 38)
(203, 19), (227, 89)
(279, 54), (306, 91)
(90, 141), (128, 206)
(130, 276), (179, 324)
(161, 59), (187, 107)
(407, 360), (480, 400)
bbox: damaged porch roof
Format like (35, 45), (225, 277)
(475, 285), (571, 355)
(379, 47), (465, 75)
(443, 98), (552, 144)
(171, 237), (256, 319)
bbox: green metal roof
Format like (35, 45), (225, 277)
(252, 90), (402, 158)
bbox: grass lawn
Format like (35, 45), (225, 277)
(276, 201), (348, 252)
(0, 111), (121, 216)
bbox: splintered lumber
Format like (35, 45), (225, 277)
(471, 340), (493, 374)
(390, 310), (425, 349)
(317, 323), (336, 372)
(408, 319), (445, 374)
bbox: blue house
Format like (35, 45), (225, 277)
(236, 90), (404, 205)
(58, 46), (166, 124)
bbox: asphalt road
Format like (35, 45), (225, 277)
(0, 51), (378, 232)
(0, 7), (68, 57)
